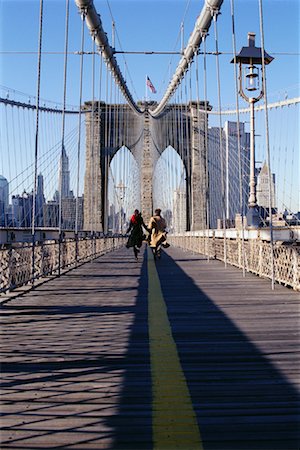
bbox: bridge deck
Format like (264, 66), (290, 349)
(1, 245), (299, 450)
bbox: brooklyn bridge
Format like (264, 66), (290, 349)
(0, 0), (299, 448)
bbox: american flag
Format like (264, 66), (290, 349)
(146, 76), (156, 94)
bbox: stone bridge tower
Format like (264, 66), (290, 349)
(83, 101), (210, 232)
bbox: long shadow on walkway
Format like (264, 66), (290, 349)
(1, 251), (152, 450)
(107, 250), (152, 449)
(153, 250), (299, 450)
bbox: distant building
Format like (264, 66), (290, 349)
(43, 197), (84, 230)
(173, 189), (186, 232)
(0, 175), (9, 226)
(208, 121), (250, 228)
(283, 210), (300, 225)
(36, 173), (45, 227)
(61, 197), (84, 230)
(108, 203), (117, 233)
(52, 147), (80, 229)
(256, 161), (276, 208)
(223, 121), (250, 219)
(12, 191), (33, 227)
(43, 201), (59, 228)
(59, 145), (73, 199)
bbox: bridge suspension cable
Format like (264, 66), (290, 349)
(75, 9), (86, 237)
(150, 0), (224, 117)
(212, 8), (227, 267)
(31, 0), (44, 283)
(58, 0), (70, 274)
(74, 0), (144, 116)
(74, 0), (224, 118)
(230, 0), (245, 276)
(258, 0), (275, 289)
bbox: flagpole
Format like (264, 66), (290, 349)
(145, 74), (148, 102)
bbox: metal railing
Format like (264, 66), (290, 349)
(0, 235), (126, 294)
(169, 232), (300, 291)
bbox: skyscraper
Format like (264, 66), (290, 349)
(208, 121), (250, 228)
(57, 146), (78, 229)
(223, 121), (250, 220)
(256, 162), (276, 209)
(36, 173), (45, 227)
(0, 175), (9, 226)
(59, 145), (72, 199)
(11, 191), (33, 227)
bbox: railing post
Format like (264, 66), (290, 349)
(258, 240), (263, 277)
(213, 230), (216, 259)
(8, 246), (13, 292)
(75, 233), (79, 265)
(238, 231), (242, 268)
(292, 247), (299, 291)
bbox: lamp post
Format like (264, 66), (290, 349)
(231, 32), (273, 227)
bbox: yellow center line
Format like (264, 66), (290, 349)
(147, 247), (203, 450)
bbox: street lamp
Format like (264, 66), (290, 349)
(231, 32), (273, 227)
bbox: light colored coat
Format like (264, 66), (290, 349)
(148, 214), (167, 248)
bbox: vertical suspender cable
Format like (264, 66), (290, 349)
(75, 10), (86, 257)
(104, 63), (109, 234)
(181, 82), (188, 230)
(202, 32), (210, 260)
(58, 0), (70, 275)
(195, 49), (201, 232)
(97, 49), (103, 235)
(108, 70), (113, 233)
(98, 49), (103, 138)
(31, 0), (43, 284)
(195, 48), (206, 255)
(230, 0), (245, 276)
(91, 33), (96, 255)
(179, 83), (187, 229)
(175, 90), (182, 229)
(114, 81), (118, 153)
(185, 65), (192, 229)
(213, 9), (227, 267)
(189, 65), (194, 230)
(258, 0), (275, 290)
(4, 107), (12, 227)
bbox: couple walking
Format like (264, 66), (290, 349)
(126, 208), (169, 260)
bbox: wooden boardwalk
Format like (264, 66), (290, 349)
(1, 245), (299, 450)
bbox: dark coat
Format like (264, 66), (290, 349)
(126, 214), (148, 248)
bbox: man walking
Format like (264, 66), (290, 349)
(148, 208), (169, 259)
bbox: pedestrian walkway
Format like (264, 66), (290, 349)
(1, 245), (299, 449)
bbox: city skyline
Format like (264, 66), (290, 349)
(0, 1), (299, 223)
(1, 116), (292, 231)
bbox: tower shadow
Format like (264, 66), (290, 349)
(152, 250), (300, 450)
(107, 248), (152, 449)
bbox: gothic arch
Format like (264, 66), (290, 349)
(84, 101), (209, 231)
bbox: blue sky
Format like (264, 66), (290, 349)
(1, 0), (299, 106)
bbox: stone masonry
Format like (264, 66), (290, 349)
(83, 101), (209, 231)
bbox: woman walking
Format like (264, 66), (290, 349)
(126, 209), (148, 260)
